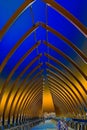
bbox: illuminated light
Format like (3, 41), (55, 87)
(43, 84), (55, 112)
(0, 0), (87, 120)
(10, 90), (22, 115)
(4, 89), (17, 118)
(0, 92), (8, 116)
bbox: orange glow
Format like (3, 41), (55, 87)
(43, 85), (55, 112)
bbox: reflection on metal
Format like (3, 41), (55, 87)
(26, 91), (42, 114)
(3, 63), (42, 113)
(43, 40), (87, 80)
(47, 70), (82, 106)
(48, 75), (79, 109)
(0, 0), (35, 39)
(48, 82), (75, 113)
(43, 0), (87, 37)
(0, 56), (42, 124)
(50, 88), (72, 113)
(23, 81), (42, 108)
(52, 94), (67, 114)
(9, 65), (40, 121)
(42, 82), (55, 112)
(4, 55), (40, 115)
(45, 54), (86, 105)
(41, 22), (87, 63)
(48, 79), (78, 113)
(9, 71), (43, 118)
(12, 79), (43, 121)
(0, 23), (40, 73)
(0, 0), (87, 126)
(16, 83), (42, 115)
(46, 62), (86, 104)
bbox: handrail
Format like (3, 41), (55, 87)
(4, 119), (43, 130)
(72, 119), (87, 123)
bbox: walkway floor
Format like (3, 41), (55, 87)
(31, 119), (74, 130)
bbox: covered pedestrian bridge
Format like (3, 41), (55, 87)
(0, 0), (87, 129)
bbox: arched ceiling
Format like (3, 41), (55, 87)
(0, 0), (87, 123)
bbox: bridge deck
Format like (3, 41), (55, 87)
(31, 119), (74, 130)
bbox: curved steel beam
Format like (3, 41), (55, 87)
(52, 94), (67, 114)
(49, 90), (69, 113)
(26, 96), (42, 113)
(48, 79), (78, 114)
(48, 71), (84, 114)
(26, 89), (42, 107)
(27, 95), (42, 112)
(43, 0), (87, 37)
(13, 80), (42, 120)
(48, 69), (86, 110)
(45, 54), (87, 105)
(3, 55), (41, 118)
(47, 70), (82, 106)
(16, 82), (43, 118)
(23, 90), (42, 113)
(26, 96), (42, 117)
(48, 75), (79, 108)
(0, 24), (40, 105)
(16, 85), (42, 120)
(23, 91), (42, 117)
(40, 22), (87, 63)
(20, 82), (43, 113)
(8, 67), (42, 122)
(50, 88), (72, 113)
(8, 71), (43, 123)
(0, 0), (35, 38)
(27, 98), (42, 114)
(46, 62), (86, 104)
(48, 76), (83, 114)
(13, 82), (42, 122)
(43, 41), (87, 80)
(23, 89), (42, 115)
(26, 98), (42, 117)
(12, 78), (43, 118)
(0, 22), (40, 73)
(28, 104), (42, 118)
(20, 88), (42, 113)
(49, 83), (76, 113)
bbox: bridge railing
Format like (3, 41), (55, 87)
(0, 119), (43, 130)
(68, 119), (87, 130)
